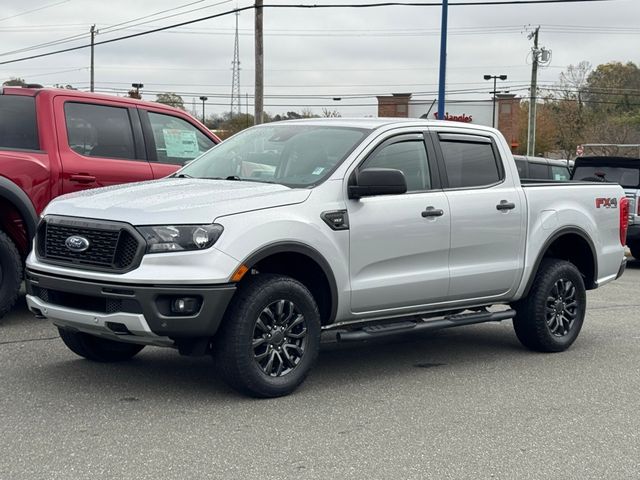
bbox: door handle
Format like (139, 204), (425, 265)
(69, 174), (97, 184)
(496, 200), (516, 211)
(422, 206), (444, 218)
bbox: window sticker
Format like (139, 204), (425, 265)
(163, 129), (199, 158)
(312, 167), (325, 175)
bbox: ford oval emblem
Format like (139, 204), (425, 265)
(65, 235), (90, 253)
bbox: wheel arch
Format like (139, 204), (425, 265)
(239, 242), (338, 325)
(0, 176), (38, 254)
(523, 226), (597, 297)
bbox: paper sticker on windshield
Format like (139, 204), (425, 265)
(163, 129), (199, 158)
(312, 167), (325, 175)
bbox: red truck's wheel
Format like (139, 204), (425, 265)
(513, 259), (586, 352)
(0, 230), (22, 319)
(214, 274), (321, 398)
(58, 328), (145, 362)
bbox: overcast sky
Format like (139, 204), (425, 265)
(0, 0), (638, 117)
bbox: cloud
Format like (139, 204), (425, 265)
(0, 0), (636, 116)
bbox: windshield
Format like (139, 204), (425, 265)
(178, 124), (370, 187)
(573, 165), (640, 188)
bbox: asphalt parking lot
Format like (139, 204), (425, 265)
(1, 263), (639, 480)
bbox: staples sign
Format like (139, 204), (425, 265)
(434, 112), (473, 123)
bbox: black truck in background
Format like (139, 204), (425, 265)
(572, 156), (640, 259)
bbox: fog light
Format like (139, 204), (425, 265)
(171, 297), (199, 315)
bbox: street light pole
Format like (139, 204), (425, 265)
(199, 96), (208, 124)
(131, 83), (143, 99)
(484, 74), (507, 128)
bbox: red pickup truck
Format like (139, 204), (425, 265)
(0, 86), (220, 317)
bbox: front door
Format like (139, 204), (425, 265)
(54, 97), (153, 194)
(348, 133), (450, 313)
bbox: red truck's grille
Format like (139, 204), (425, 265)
(36, 217), (143, 273)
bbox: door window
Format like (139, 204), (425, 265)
(528, 162), (550, 179)
(0, 95), (39, 151)
(551, 165), (570, 181)
(64, 102), (136, 160)
(360, 138), (431, 192)
(147, 112), (214, 165)
(439, 137), (502, 188)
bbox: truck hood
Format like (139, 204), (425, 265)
(44, 178), (311, 225)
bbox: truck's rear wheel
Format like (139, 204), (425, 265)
(58, 328), (145, 362)
(0, 230), (22, 319)
(214, 274), (321, 398)
(513, 259), (586, 352)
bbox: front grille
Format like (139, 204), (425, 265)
(37, 217), (143, 272)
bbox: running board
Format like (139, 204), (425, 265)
(336, 309), (516, 343)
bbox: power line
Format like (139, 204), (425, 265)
(0, 0), (71, 23)
(0, 0), (614, 66)
(0, 0), (235, 59)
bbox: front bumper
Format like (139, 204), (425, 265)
(25, 269), (236, 345)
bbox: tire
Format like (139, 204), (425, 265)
(58, 328), (145, 362)
(0, 230), (22, 319)
(629, 244), (640, 260)
(513, 258), (586, 352)
(214, 274), (321, 398)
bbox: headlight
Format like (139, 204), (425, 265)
(137, 224), (224, 254)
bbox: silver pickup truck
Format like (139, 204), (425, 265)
(25, 119), (628, 397)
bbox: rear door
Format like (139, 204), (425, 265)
(139, 108), (217, 178)
(347, 131), (450, 313)
(54, 96), (153, 194)
(432, 131), (525, 301)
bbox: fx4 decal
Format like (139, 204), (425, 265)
(596, 197), (618, 209)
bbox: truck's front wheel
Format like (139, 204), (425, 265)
(0, 230), (22, 319)
(513, 259), (586, 352)
(214, 274), (321, 398)
(58, 328), (145, 362)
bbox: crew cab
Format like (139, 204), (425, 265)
(0, 86), (219, 317)
(572, 156), (640, 259)
(25, 119), (628, 397)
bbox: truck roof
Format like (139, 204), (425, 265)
(268, 116), (501, 133)
(0, 86), (194, 115)
(575, 156), (640, 164)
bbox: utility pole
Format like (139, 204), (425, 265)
(254, 0), (264, 125)
(436, 0), (448, 121)
(527, 26), (540, 156)
(199, 96), (208, 123)
(90, 24), (96, 92)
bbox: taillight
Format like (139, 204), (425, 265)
(620, 196), (629, 246)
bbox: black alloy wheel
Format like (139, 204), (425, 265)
(545, 278), (579, 337)
(252, 299), (308, 377)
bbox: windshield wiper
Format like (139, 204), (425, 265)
(173, 173), (192, 178)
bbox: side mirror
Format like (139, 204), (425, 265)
(348, 168), (407, 199)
